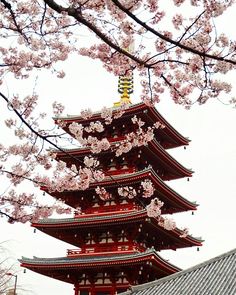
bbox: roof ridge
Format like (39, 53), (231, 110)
(53, 102), (143, 120)
(20, 248), (157, 263)
(35, 208), (147, 224)
(122, 247), (236, 294)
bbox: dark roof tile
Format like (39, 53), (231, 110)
(120, 248), (236, 295)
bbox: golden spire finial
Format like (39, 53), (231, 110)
(114, 42), (134, 107)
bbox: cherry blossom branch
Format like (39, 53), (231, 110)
(0, 0), (29, 42)
(0, 210), (16, 223)
(144, 12), (206, 66)
(1, 92), (150, 213)
(43, 0), (146, 66)
(0, 169), (43, 186)
(40, 2), (47, 35)
(160, 74), (185, 99)
(0, 91), (86, 166)
(147, 68), (153, 103)
(111, 0), (236, 65)
(178, 10), (206, 43)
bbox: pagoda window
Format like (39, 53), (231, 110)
(79, 291), (89, 295)
(118, 236), (128, 242)
(118, 231), (128, 242)
(112, 128), (119, 138)
(121, 165), (128, 170)
(95, 279), (103, 285)
(108, 166), (116, 171)
(99, 232), (113, 244)
(120, 199), (128, 204)
(104, 278), (111, 284)
(81, 279), (88, 285)
(100, 237), (113, 243)
(85, 239), (95, 245)
(116, 277), (122, 283)
(85, 234), (95, 245)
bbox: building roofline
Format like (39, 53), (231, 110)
(120, 247), (236, 294)
(20, 248), (181, 272)
(32, 209), (203, 246)
(54, 102), (189, 146)
(42, 167), (197, 211)
(54, 138), (193, 178)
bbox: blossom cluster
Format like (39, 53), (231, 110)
(0, 0), (235, 107)
(0, 189), (71, 224)
(95, 186), (112, 201)
(118, 186), (137, 199)
(115, 115), (164, 157)
(146, 197), (164, 218)
(146, 198), (177, 231)
(141, 179), (155, 198)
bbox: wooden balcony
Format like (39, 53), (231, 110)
(67, 243), (146, 257)
(74, 204), (142, 217)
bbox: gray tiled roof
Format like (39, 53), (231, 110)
(21, 250), (152, 265)
(33, 209), (202, 245)
(35, 208), (147, 224)
(20, 249), (179, 271)
(120, 248), (236, 295)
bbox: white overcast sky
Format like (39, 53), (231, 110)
(1, 4), (236, 294)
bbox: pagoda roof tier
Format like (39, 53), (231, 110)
(55, 102), (190, 149)
(32, 209), (202, 250)
(20, 249), (180, 284)
(45, 168), (197, 214)
(55, 138), (193, 181)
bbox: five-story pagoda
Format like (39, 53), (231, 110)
(20, 77), (202, 295)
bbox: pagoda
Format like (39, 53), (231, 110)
(20, 77), (202, 295)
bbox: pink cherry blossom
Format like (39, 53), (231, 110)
(85, 121), (104, 133)
(141, 179), (155, 198)
(146, 197), (163, 218)
(95, 186), (111, 201)
(118, 186), (137, 199)
(84, 156), (99, 168)
(180, 227), (189, 238)
(80, 108), (93, 119)
(161, 217), (176, 231)
(52, 102), (65, 116)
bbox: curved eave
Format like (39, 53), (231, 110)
(45, 168), (197, 212)
(145, 105), (190, 147)
(92, 168), (197, 210)
(20, 249), (180, 274)
(32, 210), (203, 248)
(54, 138), (193, 179)
(146, 139), (193, 178)
(54, 103), (189, 147)
(32, 209), (148, 227)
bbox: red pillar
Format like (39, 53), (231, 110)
(74, 285), (78, 295)
(90, 285), (95, 295)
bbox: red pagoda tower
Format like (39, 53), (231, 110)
(20, 81), (202, 295)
